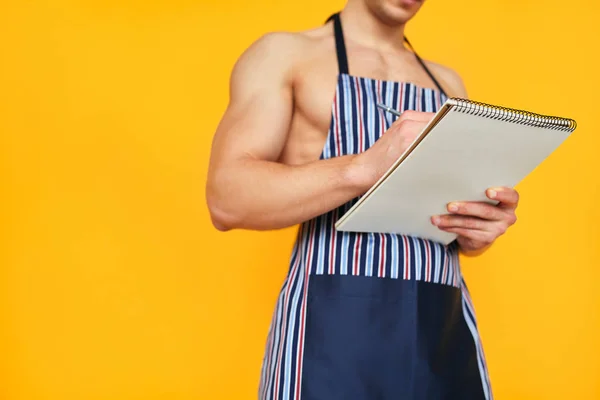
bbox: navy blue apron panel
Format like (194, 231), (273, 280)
(301, 274), (486, 400)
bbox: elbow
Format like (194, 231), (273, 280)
(206, 189), (243, 232)
(206, 171), (237, 231)
(207, 198), (237, 232)
(209, 213), (231, 232)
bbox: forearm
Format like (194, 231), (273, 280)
(207, 155), (372, 231)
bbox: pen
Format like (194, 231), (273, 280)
(376, 103), (402, 117)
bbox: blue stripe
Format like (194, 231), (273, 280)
(310, 214), (323, 275)
(260, 73), (489, 399)
(390, 81), (398, 116)
(339, 76), (349, 157)
(279, 227), (308, 400)
(363, 233), (373, 276)
(318, 207), (332, 275)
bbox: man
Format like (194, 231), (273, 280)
(206, 0), (518, 398)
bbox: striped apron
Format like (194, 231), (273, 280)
(258, 13), (492, 400)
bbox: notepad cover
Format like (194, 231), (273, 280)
(334, 99), (575, 245)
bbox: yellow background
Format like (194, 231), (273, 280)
(1, 0), (599, 399)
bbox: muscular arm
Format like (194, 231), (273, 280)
(206, 34), (371, 231)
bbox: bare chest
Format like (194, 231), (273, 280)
(279, 45), (440, 165)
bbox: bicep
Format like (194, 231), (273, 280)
(209, 34), (295, 170)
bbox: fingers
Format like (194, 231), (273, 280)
(444, 201), (506, 221)
(387, 111), (435, 143)
(430, 188), (520, 253)
(431, 215), (508, 238)
(487, 187), (519, 209)
(395, 119), (428, 136)
(394, 110), (435, 124)
(392, 110), (435, 125)
(432, 215), (489, 231)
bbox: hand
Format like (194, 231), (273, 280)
(353, 110), (435, 187)
(431, 187), (519, 253)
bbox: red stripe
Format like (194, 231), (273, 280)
(403, 236), (409, 280)
(334, 89), (341, 156)
(272, 230), (303, 399)
(378, 234), (385, 277)
(376, 80), (386, 279)
(353, 235), (361, 275)
(378, 80), (385, 139)
(352, 78), (363, 278)
(425, 241), (431, 281)
(294, 220), (316, 400)
(355, 77), (364, 152)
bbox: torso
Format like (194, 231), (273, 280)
(277, 23), (463, 166)
(258, 16), (491, 400)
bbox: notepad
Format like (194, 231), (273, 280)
(334, 98), (577, 245)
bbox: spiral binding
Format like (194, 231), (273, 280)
(448, 98), (577, 132)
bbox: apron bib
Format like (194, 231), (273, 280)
(258, 13), (492, 400)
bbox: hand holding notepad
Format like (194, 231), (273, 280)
(334, 98), (577, 245)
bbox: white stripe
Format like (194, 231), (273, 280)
(259, 284), (284, 399)
(426, 89), (432, 112)
(316, 214), (326, 275)
(282, 221), (314, 399)
(442, 246), (448, 285)
(330, 208), (338, 275)
(390, 234), (398, 279)
(366, 79), (375, 150)
(267, 243), (300, 399)
(461, 283), (492, 399)
(340, 231), (349, 275)
(462, 281), (492, 393)
(433, 242), (442, 283)
(349, 77), (357, 156)
(447, 250), (454, 287)
(366, 233), (374, 277)
(266, 234), (303, 400)
(454, 249), (461, 287)
(291, 222), (317, 400)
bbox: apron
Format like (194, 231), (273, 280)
(258, 13), (492, 400)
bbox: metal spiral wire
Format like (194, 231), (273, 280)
(450, 98), (577, 132)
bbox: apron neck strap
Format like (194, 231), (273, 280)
(325, 12), (448, 97)
(327, 13), (349, 75)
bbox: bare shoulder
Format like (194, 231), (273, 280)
(240, 30), (310, 58)
(229, 31), (307, 87)
(230, 28), (325, 82)
(423, 60), (468, 98)
(212, 26), (331, 165)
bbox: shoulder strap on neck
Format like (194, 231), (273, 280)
(326, 12), (349, 75)
(325, 12), (448, 96)
(403, 37), (448, 97)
